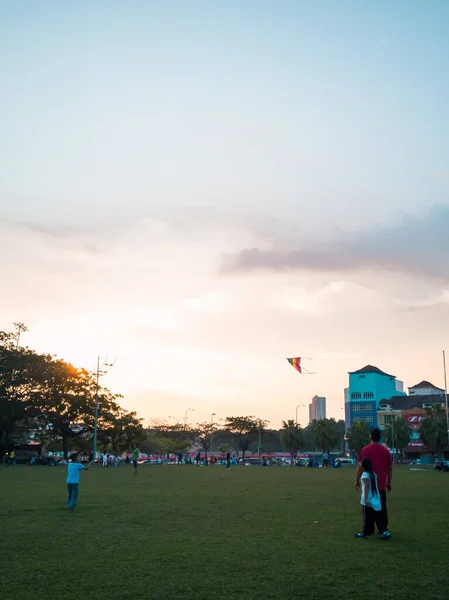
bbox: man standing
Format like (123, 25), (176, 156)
(355, 428), (392, 540)
(322, 450), (329, 468)
(132, 446), (139, 474)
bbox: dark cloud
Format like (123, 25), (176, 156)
(220, 206), (449, 280)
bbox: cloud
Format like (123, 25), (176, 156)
(179, 292), (234, 313)
(272, 281), (392, 315)
(220, 205), (449, 280)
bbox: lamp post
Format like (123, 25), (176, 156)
(391, 414), (396, 464)
(168, 416), (181, 424)
(210, 413), (216, 453)
(296, 404), (305, 425)
(443, 351), (449, 447)
(93, 356), (115, 460)
(184, 408), (194, 428)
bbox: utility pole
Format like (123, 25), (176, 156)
(210, 413), (216, 453)
(13, 322), (28, 349)
(257, 418), (263, 465)
(92, 356), (116, 460)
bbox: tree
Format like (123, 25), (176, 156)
(301, 425), (317, 451)
(26, 357), (98, 459)
(97, 406), (144, 454)
(346, 421), (371, 455)
(0, 331), (49, 455)
(383, 417), (411, 460)
(310, 418), (340, 453)
(0, 325), (147, 460)
(280, 420), (303, 463)
(194, 422), (218, 463)
(419, 405), (447, 455)
(225, 416), (268, 461)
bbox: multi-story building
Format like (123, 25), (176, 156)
(378, 380), (445, 456)
(309, 395), (326, 423)
(344, 365), (405, 430)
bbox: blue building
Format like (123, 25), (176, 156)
(344, 365), (406, 430)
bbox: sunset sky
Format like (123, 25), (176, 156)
(1, 1), (449, 427)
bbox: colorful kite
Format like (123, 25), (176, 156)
(287, 357), (302, 373)
(286, 357), (315, 374)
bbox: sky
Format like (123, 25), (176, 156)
(1, 1), (449, 428)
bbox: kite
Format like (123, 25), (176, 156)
(286, 357), (315, 374)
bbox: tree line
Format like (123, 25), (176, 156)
(5, 325), (443, 461)
(1, 326), (348, 460)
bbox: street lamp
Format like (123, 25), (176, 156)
(168, 416), (181, 424)
(184, 408), (194, 428)
(210, 412), (216, 452)
(296, 404), (305, 425)
(256, 418), (265, 464)
(93, 356), (116, 460)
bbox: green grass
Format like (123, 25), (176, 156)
(1, 464), (449, 600)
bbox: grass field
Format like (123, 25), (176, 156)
(1, 464), (449, 600)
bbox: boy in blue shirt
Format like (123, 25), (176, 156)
(66, 453), (91, 511)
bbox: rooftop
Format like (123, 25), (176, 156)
(380, 394), (445, 411)
(349, 365), (395, 378)
(408, 380), (444, 391)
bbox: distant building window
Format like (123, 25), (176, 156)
(353, 415), (374, 424)
(384, 414), (393, 424)
(351, 392), (362, 399)
(363, 392), (374, 399)
(410, 391), (415, 395)
(351, 403), (375, 413)
(359, 375), (365, 379)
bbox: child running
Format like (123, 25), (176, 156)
(354, 457), (389, 540)
(66, 453), (91, 512)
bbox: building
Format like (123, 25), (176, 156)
(408, 380), (445, 397)
(378, 380), (445, 456)
(309, 395), (326, 423)
(344, 365), (406, 430)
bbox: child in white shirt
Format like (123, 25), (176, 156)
(354, 457), (388, 539)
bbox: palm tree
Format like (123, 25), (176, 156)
(280, 420), (303, 464)
(419, 404), (447, 455)
(310, 418), (339, 454)
(346, 421), (370, 456)
(382, 417), (411, 461)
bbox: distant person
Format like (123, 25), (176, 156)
(9, 450), (16, 467)
(322, 451), (329, 468)
(434, 458), (443, 472)
(178, 452), (183, 465)
(89, 450), (94, 463)
(356, 428), (392, 540)
(354, 457), (387, 539)
(132, 446), (139, 474)
(66, 453), (91, 512)
(226, 452), (231, 470)
(232, 455), (237, 466)
(196, 451), (201, 466)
